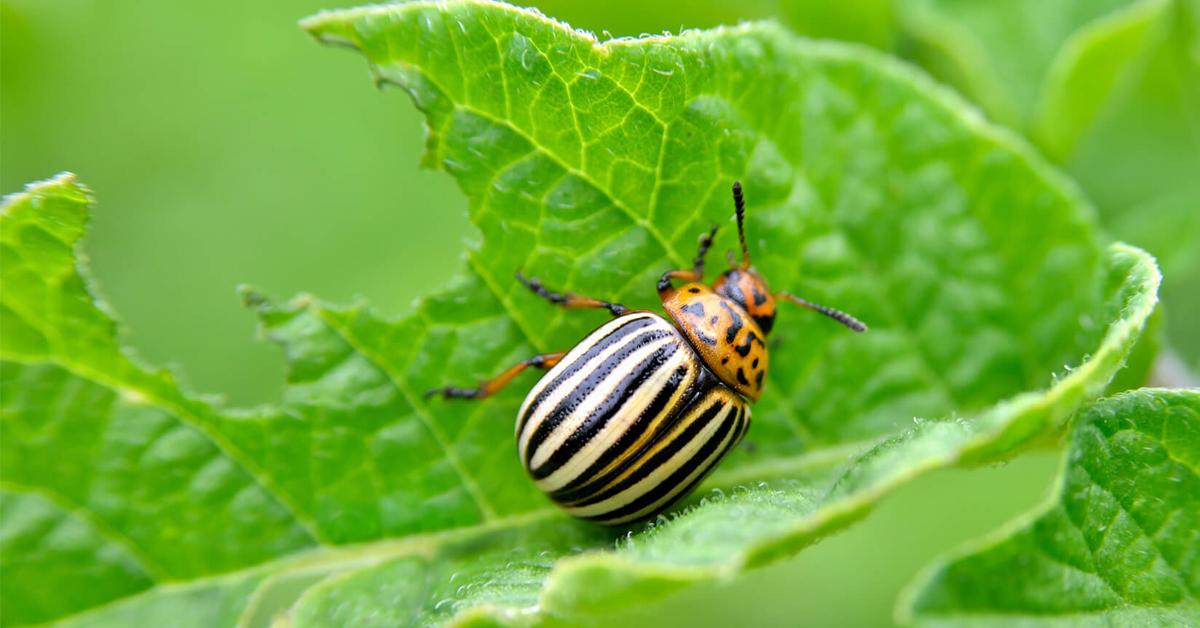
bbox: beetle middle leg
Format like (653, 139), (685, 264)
(425, 352), (567, 400)
(515, 272), (629, 317)
(656, 223), (718, 295)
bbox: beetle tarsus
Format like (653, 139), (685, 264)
(427, 351), (567, 402)
(425, 386), (483, 400)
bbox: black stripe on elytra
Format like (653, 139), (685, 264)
(530, 341), (679, 479)
(548, 362), (691, 501)
(517, 315), (657, 434)
(524, 329), (672, 467)
(733, 405), (750, 446)
(607, 406), (743, 524)
(597, 405), (746, 525)
(719, 300), (744, 343)
(585, 399), (738, 522)
(557, 363), (723, 505)
(557, 364), (725, 505)
(571, 394), (727, 509)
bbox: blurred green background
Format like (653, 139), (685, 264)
(0, 0), (1188, 625)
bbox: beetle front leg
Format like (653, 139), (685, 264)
(425, 352), (567, 400)
(515, 272), (630, 317)
(656, 224), (718, 297)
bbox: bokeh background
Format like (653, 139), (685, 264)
(3, 0), (1192, 625)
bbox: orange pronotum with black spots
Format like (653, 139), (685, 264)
(428, 182), (868, 524)
(660, 283), (769, 401)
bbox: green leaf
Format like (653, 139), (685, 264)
(901, 388), (1200, 626)
(898, 0), (1200, 368)
(0, 1), (1164, 625)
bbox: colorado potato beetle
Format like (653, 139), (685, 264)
(427, 183), (867, 525)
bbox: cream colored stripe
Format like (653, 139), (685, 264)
(534, 346), (688, 492)
(569, 358), (699, 492)
(604, 405), (742, 524)
(578, 392), (715, 497)
(516, 317), (659, 461)
(733, 405), (752, 445)
(564, 399), (732, 518)
(515, 313), (652, 437)
(528, 335), (675, 470)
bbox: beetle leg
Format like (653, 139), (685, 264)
(515, 272), (629, 317)
(656, 224), (718, 297)
(425, 352), (567, 400)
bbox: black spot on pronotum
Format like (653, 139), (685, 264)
(755, 370), (764, 389)
(681, 302), (706, 318)
(710, 316), (719, 325)
(752, 358), (759, 368)
(696, 329), (718, 346)
(734, 331), (760, 357)
(752, 288), (767, 306)
(688, 287), (701, 294)
(721, 356), (729, 364)
(719, 300), (744, 343)
(736, 368), (750, 386)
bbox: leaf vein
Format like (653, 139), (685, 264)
(309, 307), (499, 522)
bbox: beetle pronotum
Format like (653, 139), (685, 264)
(428, 182), (866, 525)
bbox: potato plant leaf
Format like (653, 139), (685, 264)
(902, 388), (1200, 626)
(0, 0), (1165, 625)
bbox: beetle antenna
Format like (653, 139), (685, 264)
(777, 292), (868, 332)
(732, 181), (750, 269)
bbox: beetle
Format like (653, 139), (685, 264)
(427, 182), (866, 525)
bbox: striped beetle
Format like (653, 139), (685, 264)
(428, 183), (866, 525)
